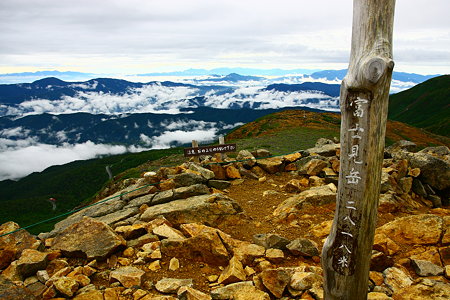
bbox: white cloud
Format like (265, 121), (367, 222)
(0, 126), (30, 138)
(6, 84), (199, 116)
(151, 129), (217, 149)
(0, 0), (448, 74)
(0, 140), (131, 181)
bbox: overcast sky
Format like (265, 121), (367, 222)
(0, 0), (449, 75)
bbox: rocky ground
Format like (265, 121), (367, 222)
(0, 138), (449, 300)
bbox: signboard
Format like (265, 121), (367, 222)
(184, 143), (237, 157)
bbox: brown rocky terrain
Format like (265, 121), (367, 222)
(0, 138), (449, 299)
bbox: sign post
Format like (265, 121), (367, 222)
(184, 143), (237, 157)
(321, 0), (395, 299)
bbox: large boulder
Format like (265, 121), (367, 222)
(140, 193), (242, 226)
(44, 197), (126, 238)
(257, 158), (284, 174)
(0, 276), (37, 300)
(391, 147), (450, 190)
(110, 266), (145, 288)
(51, 217), (126, 259)
(273, 184), (336, 221)
(375, 214), (443, 245)
(0, 222), (41, 270)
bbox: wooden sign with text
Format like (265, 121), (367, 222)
(184, 143), (237, 157)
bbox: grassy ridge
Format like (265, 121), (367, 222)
(0, 148), (182, 234)
(388, 75), (450, 136)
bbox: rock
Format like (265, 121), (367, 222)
(169, 257), (180, 271)
(412, 178), (427, 197)
(233, 243), (265, 266)
(211, 281), (266, 299)
(73, 289), (104, 300)
(51, 217), (126, 259)
(15, 249), (49, 279)
(149, 260), (161, 271)
(393, 149), (450, 191)
(311, 220), (332, 238)
(385, 140), (417, 154)
(373, 233), (401, 255)
(121, 184), (158, 202)
(398, 177), (413, 193)
(114, 224), (147, 240)
(110, 266), (145, 288)
(302, 159), (328, 176)
(239, 167), (259, 180)
(54, 276), (79, 297)
(127, 233), (159, 248)
(172, 184), (210, 200)
(428, 195), (442, 208)
(161, 231), (229, 266)
(209, 164), (227, 180)
(286, 238), (319, 257)
(155, 278), (193, 294)
(370, 251), (394, 272)
(96, 207), (139, 226)
(283, 152), (301, 163)
(289, 272), (322, 291)
(1, 261), (21, 281)
(0, 276), (37, 300)
(383, 267), (413, 294)
(273, 184), (336, 221)
(284, 179), (308, 192)
(411, 259), (444, 276)
(375, 214), (443, 245)
(257, 158), (283, 174)
(304, 144), (339, 157)
(259, 268), (290, 298)
(253, 149), (271, 158)
(445, 265), (450, 279)
(265, 248), (284, 263)
(218, 256), (247, 285)
(367, 292), (393, 300)
(252, 234), (290, 250)
(225, 165), (241, 179)
(188, 164), (215, 180)
(46, 197), (126, 238)
(140, 194), (242, 227)
(441, 246), (450, 265)
(172, 173), (207, 188)
(152, 224), (185, 240)
(0, 222), (41, 269)
(236, 150), (257, 168)
(178, 286), (212, 300)
(152, 190), (175, 204)
(37, 270), (50, 283)
(408, 167), (421, 177)
(395, 280), (450, 299)
(315, 138), (334, 147)
(208, 180), (231, 190)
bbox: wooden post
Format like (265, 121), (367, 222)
(192, 140), (199, 163)
(219, 136), (225, 161)
(321, 0), (395, 299)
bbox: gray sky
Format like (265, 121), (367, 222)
(0, 0), (449, 75)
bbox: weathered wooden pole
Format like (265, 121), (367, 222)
(321, 0), (395, 299)
(192, 140), (200, 163)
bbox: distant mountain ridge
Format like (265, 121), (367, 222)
(0, 76), (341, 115)
(265, 82), (341, 97)
(310, 69), (440, 83)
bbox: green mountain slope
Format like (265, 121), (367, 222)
(388, 75), (450, 136)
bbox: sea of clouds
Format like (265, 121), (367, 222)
(0, 75), (413, 181)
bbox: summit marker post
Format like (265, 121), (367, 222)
(321, 0), (395, 299)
